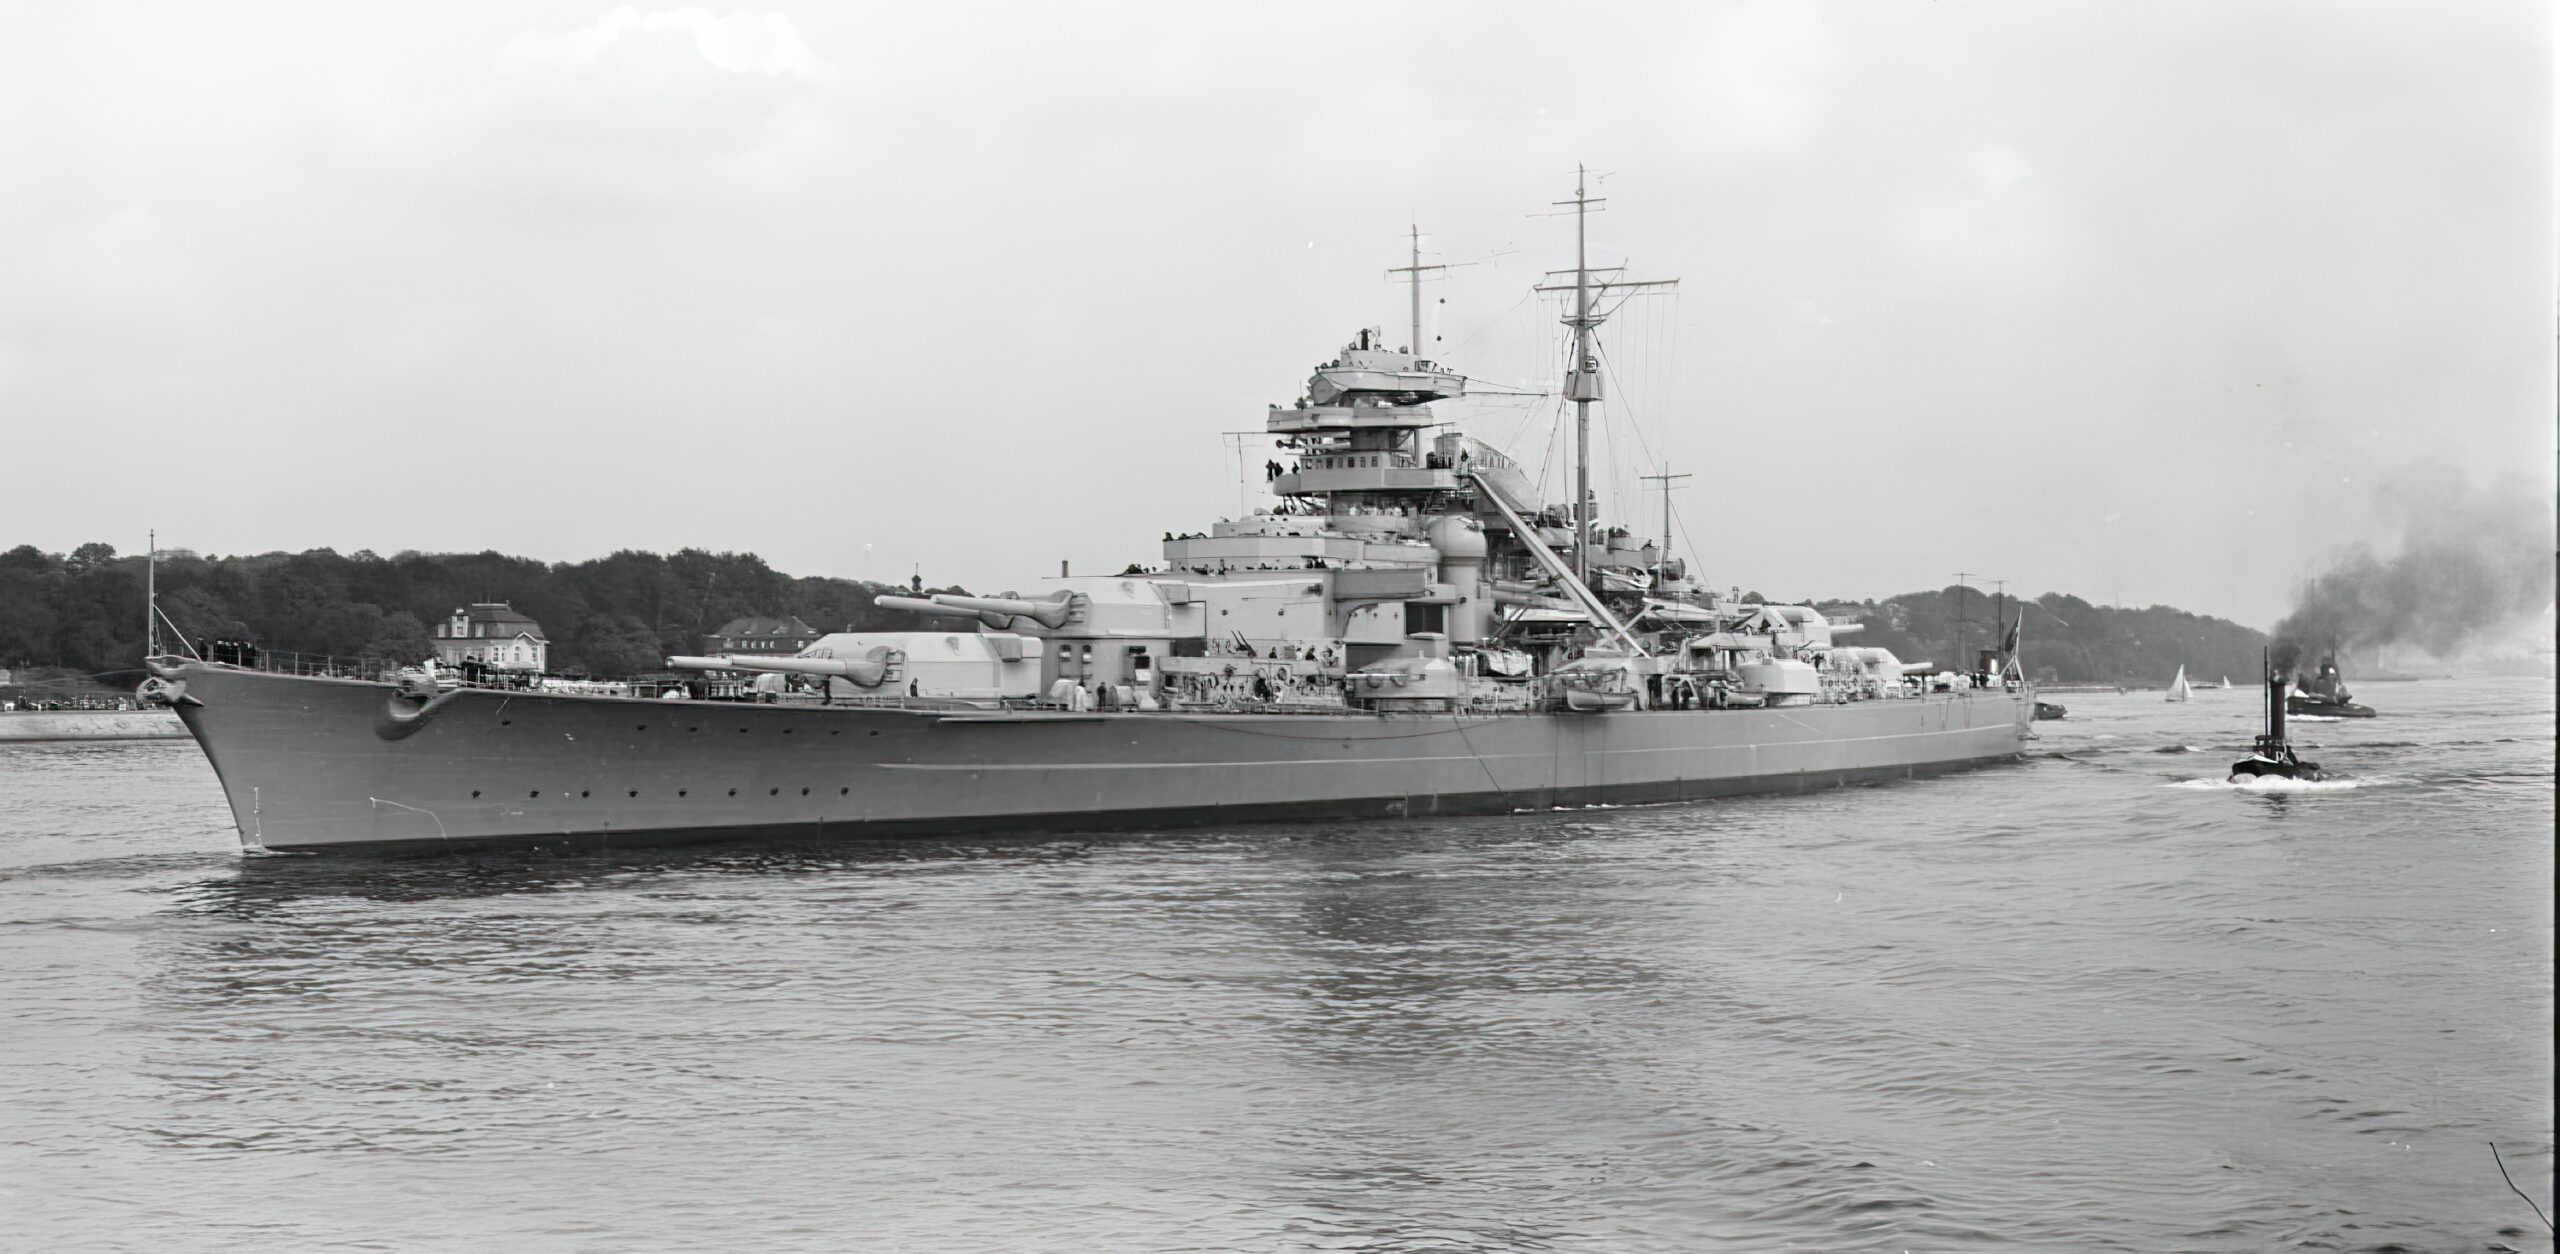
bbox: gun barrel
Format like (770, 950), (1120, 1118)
(928, 593), (1073, 629)
(668, 653), (890, 686)
(874, 594), (979, 617)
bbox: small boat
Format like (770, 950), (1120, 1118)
(2231, 648), (2322, 781)
(1554, 660), (1641, 712)
(2284, 651), (2376, 717)
(2033, 700), (2067, 721)
(1562, 683), (1636, 712)
(2164, 665), (2191, 703)
(2219, 676), (2231, 689)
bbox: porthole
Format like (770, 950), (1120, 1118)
(727, 788), (737, 797)
(529, 790), (540, 798)
(628, 790), (638, 798)
(868, 730), (880, 737)
(678, 789), (688, 797)
(782, 728), (793, 735)
(500, 719), (512, 726)
(799, 787), (809, 796)
(838, 787), (849, 796)
(636, 724), (648, 732)
(471, 789), (482, 798)
(737, 727), (748, 734)
(579, 790), (590, 798)
(768, 787), (779, 796)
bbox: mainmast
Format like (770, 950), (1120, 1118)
(1566, 169), (1598, 586)
(1639, 466), (1691, 578)
(1537, 167), (1678, 592)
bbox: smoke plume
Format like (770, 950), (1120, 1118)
(2273, 470), (2555, 661)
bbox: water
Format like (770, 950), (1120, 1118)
(2, 679), (2548, 1251)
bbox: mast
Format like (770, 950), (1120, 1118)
(1952, 571), (1970, 671)
(1571, 167), (1595, 587)
(1385, 223), (1453, 355)
(1639, 466), (1691, 578)
(1536, 168), (1676, 594)
(1992, 578), (2008, 674)
(146, 529), (157, 657)
(1409, 225), (1423, 353)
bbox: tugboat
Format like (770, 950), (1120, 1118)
(2231, 648), (2322, 781)
(136, 173), (2038, 855)
(2285, 649), (2377, 718)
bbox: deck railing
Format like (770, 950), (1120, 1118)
(205, 647), (398, 681)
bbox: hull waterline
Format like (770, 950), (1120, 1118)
(168, 662), (2035, 854)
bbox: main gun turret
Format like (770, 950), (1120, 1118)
(874, 591), (1083, 631)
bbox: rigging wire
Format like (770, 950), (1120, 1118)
(1668, 494), (1713, 593)
(1440, 286), (1536, 368)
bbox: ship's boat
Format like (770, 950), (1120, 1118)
(2165, 665), (2191, 703)
(139, 180), (2036, 855)
(1559, 679), (1636, 713)
(2033, 701), (2067, 721)
(2284, 651), (2377, 718)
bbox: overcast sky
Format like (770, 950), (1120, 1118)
(3, 1), (2550, 627)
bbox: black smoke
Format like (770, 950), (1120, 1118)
(2274, 470), (2555, 661)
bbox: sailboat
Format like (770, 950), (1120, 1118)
(2164, 665), (2192, 702)
(2219, 676), (2231, 689)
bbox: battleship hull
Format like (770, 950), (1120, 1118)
(166, 661), (2034, 854)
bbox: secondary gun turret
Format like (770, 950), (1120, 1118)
(874, 591), (1082, 631)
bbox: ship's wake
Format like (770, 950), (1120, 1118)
(2165, 775), (2369, 793)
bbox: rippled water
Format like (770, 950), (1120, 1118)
(2, 679), (2549, 1250)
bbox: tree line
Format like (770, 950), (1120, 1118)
(1, 542), (2266, 687)
(0, 543), (956, 682)
(1811, 587), (2270, 686)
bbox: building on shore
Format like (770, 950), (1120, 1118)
(433, 603), (548, 671)
(702, 615), (819, 658)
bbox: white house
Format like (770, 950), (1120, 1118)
(432, 603), (549, 671)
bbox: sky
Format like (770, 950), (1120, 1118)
(2, 0), (2551, 629)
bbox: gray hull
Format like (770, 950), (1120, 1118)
(168, 662), (2034, 853)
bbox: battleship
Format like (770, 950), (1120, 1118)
(140, 176), (2036, 854)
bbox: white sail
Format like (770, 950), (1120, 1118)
(2220, 676), (2231, 689)
(2165, 665), (2190, 702)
